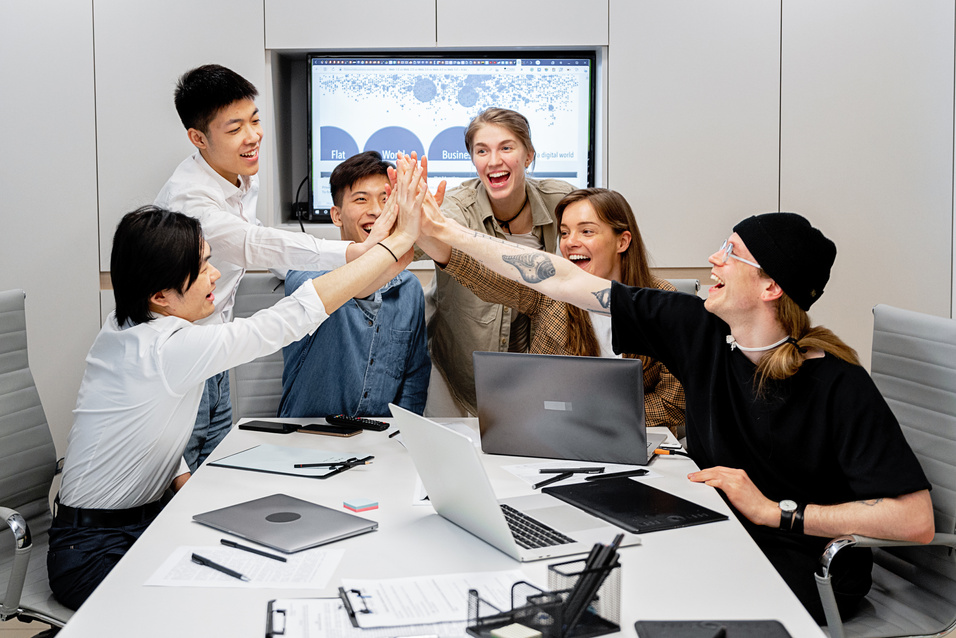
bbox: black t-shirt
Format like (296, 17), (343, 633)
(610, 282), (930, 544)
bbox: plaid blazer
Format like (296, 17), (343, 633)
(445, 249), (686, 436)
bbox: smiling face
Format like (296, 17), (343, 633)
(559, 199), (631, 282)
(153, 241), (220, 323)
(470, 123), (535, 207)
(330, 174), (390, 244)
(188, 98), (263, 186)
(704, 232), (769, 321)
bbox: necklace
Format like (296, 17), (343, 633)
(726, 334), (790, 352)
(495, 192), (529, 234)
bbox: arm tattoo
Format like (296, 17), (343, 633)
(856, 498), (884, 507)
(502, 253), (556, 284)
(592, 288), (611, 310)
(470, 230), (512, 247)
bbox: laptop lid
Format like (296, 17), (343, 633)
(389, 404), (640, 562)
(193, 493), (377, 554)
(473, 352), (666, 465)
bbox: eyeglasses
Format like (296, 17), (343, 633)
(717, 240), (761, 269)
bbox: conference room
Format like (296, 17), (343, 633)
(3, 2), (956, 637)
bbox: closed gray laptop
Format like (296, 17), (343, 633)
(389, 404), (640, 562)
(193, 493), (377, 553)
(473, 352), (667, 465)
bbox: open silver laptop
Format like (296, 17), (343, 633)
(473, 352), (667, 465)
(389, 404), (640, 562)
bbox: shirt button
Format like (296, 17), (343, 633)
(370, 359), (374, 366)
(368, 320), (373, 326)
(363, 391), (368, 398)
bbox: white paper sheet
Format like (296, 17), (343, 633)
(340, 569), (530, 628)
(144, 545), (343, 588)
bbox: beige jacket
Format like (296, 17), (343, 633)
(428, 177), (574, 413)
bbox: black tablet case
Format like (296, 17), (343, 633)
(542, 477), (727, 534)
(635, 620), (792, 637)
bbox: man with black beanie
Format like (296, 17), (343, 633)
(418, 206), (934, 624)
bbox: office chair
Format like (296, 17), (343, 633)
(815, 304), (956, 638)
(0, 289), (73, 630)
(665, 278), (700, 296)
(229, 272), (286, 419)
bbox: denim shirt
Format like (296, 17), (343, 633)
(277, 269), (430, 418)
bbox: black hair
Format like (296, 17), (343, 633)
(329, 151), (393, 208)
(111, 206), (204, 326)
(174, 64), (258, 134)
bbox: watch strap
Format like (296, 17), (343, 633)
(791, 503), (806, 534)
(779, 506), (794, 531)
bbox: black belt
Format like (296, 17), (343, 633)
(54, 496), (163, 529)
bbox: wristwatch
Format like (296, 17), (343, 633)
(778, 499), (798, 531)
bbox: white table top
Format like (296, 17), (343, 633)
(57, 418), (824, 637)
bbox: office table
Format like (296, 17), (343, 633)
(57, 419), (825, 637)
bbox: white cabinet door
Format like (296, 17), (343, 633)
(1, 1), (101, 451)
(608, 0), (780, 267)
(779, 0), (954, 361)
(94, 0), (266, 270)
(437, 0), (609, 47)
(265, 0), (436, 49)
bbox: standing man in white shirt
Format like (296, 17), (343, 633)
(155, 64), (392, 470)
(48, 157), (426, 609)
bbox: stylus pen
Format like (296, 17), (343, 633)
(532, 472), (573, 490)
(191, 553), (250, 582)
(584, 469), (649, 482)
(220, 538), (287, 562)
(323, 455), (375, 478)
(539, 467), (605, 474)
(388, 430), (401, 438)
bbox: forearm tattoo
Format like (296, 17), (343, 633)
(856, 498), (885, 507)
(502, 253), (557, 284)
(592, 288), (611, 310)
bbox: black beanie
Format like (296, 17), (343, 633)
(732, 212), (836, 311)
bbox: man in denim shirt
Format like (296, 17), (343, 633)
(278, 152), (430, 417)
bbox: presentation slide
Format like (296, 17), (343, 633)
(309, 56), (593, 217)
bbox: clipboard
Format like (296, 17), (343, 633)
(267, 597), (466, 637)
(208, 444), (356, 479)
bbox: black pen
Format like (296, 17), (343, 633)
(539, 467), (605, 474)
(220, 538), (287, 562)
(191, 552), (250, 581)
(532, 472), (573, 490)
(293, 458), (355, 469)
(323, 455), (375, 478)
(585, 468), (648, 482)
(388, 430), (401, 438)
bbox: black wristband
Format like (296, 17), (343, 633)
(791, 503), (806, 534)
(377, 242), (399, 262)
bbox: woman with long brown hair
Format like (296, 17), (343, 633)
(422, 187), (685, 435)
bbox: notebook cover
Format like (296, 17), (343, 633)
(634, 620), (792, 637)
(542, 477), (727, 534)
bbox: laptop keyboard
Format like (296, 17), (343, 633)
(500, 504), (575, 549)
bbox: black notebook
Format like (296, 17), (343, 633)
(543, 477), (727, 534)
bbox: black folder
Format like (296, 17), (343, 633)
(543, 477), (727, 534)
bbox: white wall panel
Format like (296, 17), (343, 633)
(94, 0), (266, 270)
(608, 0), (780, 269)
(266, 0), (436, 49)
(1, 1), (101, 453)
(437, 0), (608, 47)
(780, 0), (954, 363)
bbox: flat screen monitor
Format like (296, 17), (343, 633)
(307, 51), (596, 222)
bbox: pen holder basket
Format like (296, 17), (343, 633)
(465, 559), (620, 638)
(548, 557), (621, 632)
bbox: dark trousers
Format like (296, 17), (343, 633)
(758, 532), (872, 624)
(46, 512), (156, 610)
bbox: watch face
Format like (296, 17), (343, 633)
(780, 499), (797, 512)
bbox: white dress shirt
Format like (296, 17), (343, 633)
(154, 152), (349, 324)
(59, 283), (327, 510)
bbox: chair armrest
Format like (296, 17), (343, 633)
(815, 533), (956, 638)
(0, 506), (33, 621)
